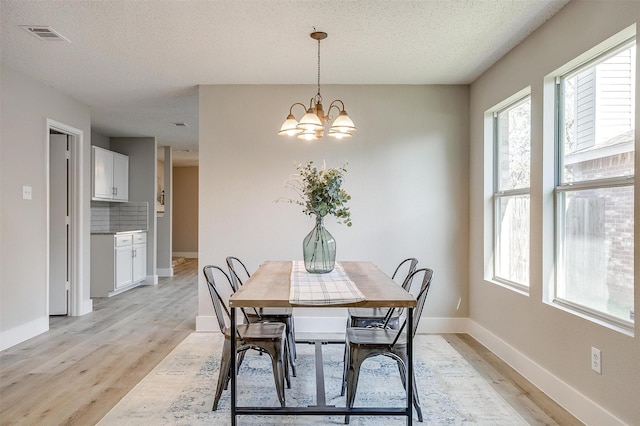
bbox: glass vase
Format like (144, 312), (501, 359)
(303, 215), (336, 273)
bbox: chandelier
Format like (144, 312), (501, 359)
(279, 30), (357, 141)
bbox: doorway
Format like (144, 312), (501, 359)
(49, 131), (70, 315)
(47, 119), (85, 317)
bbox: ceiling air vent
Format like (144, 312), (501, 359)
(21, 26), (70, 42)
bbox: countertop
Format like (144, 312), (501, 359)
(91, 230), (147, 235)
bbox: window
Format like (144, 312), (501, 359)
(555, 39), (635, 327)
(493, 95), (531, 289)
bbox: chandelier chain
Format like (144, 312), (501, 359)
(317, 37), (321, 99)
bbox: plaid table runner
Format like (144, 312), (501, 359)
(289, 261), (366, 305)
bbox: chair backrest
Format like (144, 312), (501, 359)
(203, 264), (249, 336)
(389, 258), (418, 318)
(388, 268), (434, 346)
(410, 268), (434, 337)
(226, 256), (251, 291)
(391, 258), (418, 290)
(226, 256), (264, 319)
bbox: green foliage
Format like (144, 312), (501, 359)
(278, 161), (352, 226)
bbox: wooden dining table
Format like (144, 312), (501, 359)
(228, 260), (417, 425)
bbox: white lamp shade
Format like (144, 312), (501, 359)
(278, 115), (301, 136)
(329, 111), (356, 134)
(298, 110), (323, 131)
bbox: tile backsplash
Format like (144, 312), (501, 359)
(91, 201), (149, 232)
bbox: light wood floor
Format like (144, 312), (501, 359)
(0, 259), (582, 425)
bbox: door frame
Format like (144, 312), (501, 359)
(46, 119), (85, 316)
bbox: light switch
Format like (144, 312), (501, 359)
(22, 185), (32, 200)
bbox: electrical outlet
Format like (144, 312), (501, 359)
(22, 185), (32, 200)
(591, 347), (602, 374)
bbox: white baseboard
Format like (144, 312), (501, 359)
(467, 320), (626, 426)
(195, 315), (470, 335)
(79, 299), (93, 316)
(416, 317), (469, 334)
(197, 315), (349, 335)
(0, 316), (49, 351)
(294, 316), (348, 334)
(295, 331), (346, 341)
(157, 268), (174, 277)
(196, 315), (218, 332)
(173, 252), (198, 258)
(195, 315), (468, 336)
(142, 275), (158, 285)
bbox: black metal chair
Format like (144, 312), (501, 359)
(343, 268), (434, 424)
(226, 256), (298, 376)
(203, 265), (289, 410)
(347, 258), (418, 329)
(340, 258), (418, 397)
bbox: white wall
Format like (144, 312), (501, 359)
(469, 1), (639, 424)
(0, 66), (92, 350)
(197, 84), (470, 330)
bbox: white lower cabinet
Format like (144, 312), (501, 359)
(91, 232), (147, 297)
(132, 233), (147, 283)
(115, 244), (134, 289)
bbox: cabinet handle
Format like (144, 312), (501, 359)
(132, 249), (137, 258)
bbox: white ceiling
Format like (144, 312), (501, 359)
(1, 0), (569, 166)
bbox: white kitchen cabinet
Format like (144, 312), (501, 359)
(91, 232), (147, 297)
(115, 236), (134, 289)
(92, 146), (129, 201)
(112, 152), (129, 201)
(132, 233), (147, 283)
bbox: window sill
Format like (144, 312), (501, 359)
(486, 278), (530, 297)
(546, 299), (635, 337)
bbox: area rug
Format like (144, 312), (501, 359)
(98, 333), (528, 425)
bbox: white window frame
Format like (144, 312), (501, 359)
(490, 91), (532, 293)
(552, 36), (636, 332)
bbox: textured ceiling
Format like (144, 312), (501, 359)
(1, 0), (569, 166)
